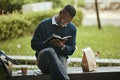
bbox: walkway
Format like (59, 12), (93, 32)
(82, 9), (120, 26)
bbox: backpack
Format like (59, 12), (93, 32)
(0, 50), (19, 80)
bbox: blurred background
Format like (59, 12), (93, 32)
(0, 0), (120, 68)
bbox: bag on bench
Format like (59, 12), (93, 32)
(0, 50), (19, 80)
(81, 47), (97, 72)
(0, 53), (12, 80)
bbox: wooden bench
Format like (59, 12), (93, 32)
(11, 66), (120, 80)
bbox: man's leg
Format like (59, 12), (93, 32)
(37, 48), (69, 80)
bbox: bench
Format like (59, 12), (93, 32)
(11, 67), (120, 80)
(9, 55), (120, 67)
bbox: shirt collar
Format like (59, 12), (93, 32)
(52, 15), (66, 27)
(52, 15), (58, 26)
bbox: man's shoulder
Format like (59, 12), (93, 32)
(38, 18), (52, 26)
(37, 17), (52, 28)
(41, 17), (52, 23)
(67, 23), (76, 30)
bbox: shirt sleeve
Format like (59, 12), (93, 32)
(31, 24), (44, 51)
(61, 25), (77, 56)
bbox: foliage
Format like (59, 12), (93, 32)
(0, 0), (45, 14)
(0, 13), (32, 41)
(73, 9), (83, 27)
(0, 0), (22, 14)
(0, 9), (83, 41)
(24, 10), (57, 29)
(49, 0), (85, 8)
(0, 0), (85, 14)
(0, 25), (120, 59)
(53, 0), (85, 8)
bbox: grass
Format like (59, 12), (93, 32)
(0, 36), (35, 56)
(0, 25), (120, 59)
(73, 25), (120, 59)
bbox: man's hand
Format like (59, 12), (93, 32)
(50, 39), (66, 48)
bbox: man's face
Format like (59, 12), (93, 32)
(59, 11), (73, 26)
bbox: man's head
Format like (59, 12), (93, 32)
(57, 5), (76, 26)
(62, 5), (76, 17)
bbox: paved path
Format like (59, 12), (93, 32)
(82, 10), (120, 26)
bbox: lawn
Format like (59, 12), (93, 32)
(0, 25), (120, 59)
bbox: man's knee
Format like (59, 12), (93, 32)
(38, 47), (56, 58)
(44, 47), (55, 54)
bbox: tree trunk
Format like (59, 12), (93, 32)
(95, 0), (102, 29)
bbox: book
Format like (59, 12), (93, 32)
(43, 34), (71, 44)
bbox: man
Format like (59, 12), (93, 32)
(31, 5), (76, 80)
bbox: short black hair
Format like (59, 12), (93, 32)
(62, 5), (76, 17)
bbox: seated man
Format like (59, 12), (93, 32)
(31, 4), (77, 80)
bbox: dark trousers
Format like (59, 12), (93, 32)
(37, 47), (70, 80)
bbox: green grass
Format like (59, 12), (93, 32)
(0, 36), (35, 56)
(0, 25), (120, 59)
(73, 25), (120, 59)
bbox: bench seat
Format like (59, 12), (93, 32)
(11, 66), (120, 80)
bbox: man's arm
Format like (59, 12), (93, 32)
(31, 24), (44, 51)
(61, 32), (76, 55)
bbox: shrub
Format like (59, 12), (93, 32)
(0, 9), (83, 41)
(73, 9), (83, 27)
(24, 10), (57, 31)
(0, 0), (85, 14)
(0, 13), (31, 41)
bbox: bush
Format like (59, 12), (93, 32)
(24, 10), (57, 31)
(0, 13), (31, 41)
(0, 9), (83, 41)
(0, 0), (44, 14)
(0, 0), (85, 14)
(73, 9), (83, 27)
